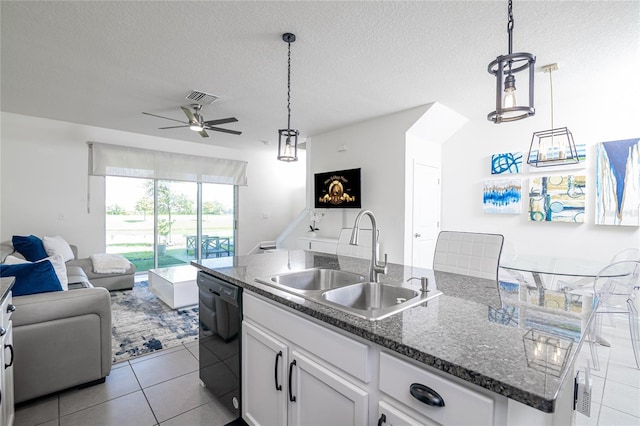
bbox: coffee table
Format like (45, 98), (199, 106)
(148, 265), (198, 309)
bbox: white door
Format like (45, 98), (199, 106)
(288, 350), (368, 426)
(411, 162), (441, 269)
(242, 321), (288, 426)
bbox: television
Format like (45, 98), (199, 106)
(314, 168), (361, 209)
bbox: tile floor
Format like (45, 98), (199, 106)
(14, 315), (640, 426)
(14, 341), (235, 426)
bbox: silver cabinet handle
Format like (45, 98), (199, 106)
(6, 304), (16, 313)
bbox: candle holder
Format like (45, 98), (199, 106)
(523, 328), (573, 377)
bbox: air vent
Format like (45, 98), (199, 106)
(185, 90), (218, 105)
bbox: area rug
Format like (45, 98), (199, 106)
(111, 280), (199, 364)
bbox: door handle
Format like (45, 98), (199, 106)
(288, 360), (297, 402)
(414, 233), (421, 238)
(274, 351), (282, 391)
(4, 344), (14, 368)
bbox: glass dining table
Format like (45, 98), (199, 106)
(500, 254), (628, 346)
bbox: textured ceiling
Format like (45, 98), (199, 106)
(1, 1), (638, 150)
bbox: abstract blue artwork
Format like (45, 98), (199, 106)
(529, 175), (586, 223)
(483, 179), (522, 214)
(491, 152), (522, 174)
(596, 138), (640, 226)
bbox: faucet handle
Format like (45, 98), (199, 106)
(407, 276), (429, 292)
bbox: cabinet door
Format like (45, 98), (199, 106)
(2, 322), (14, 426)
(377, 400), (436, 426)
(242, 321), (288, 426)
(289, 350), (368, 426)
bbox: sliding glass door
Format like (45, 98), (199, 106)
(106, 177), (236, 273)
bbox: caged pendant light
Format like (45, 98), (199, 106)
(527, 63), (579, 167)
(277, 32), (300, 162)
(488, 0), (536, 124)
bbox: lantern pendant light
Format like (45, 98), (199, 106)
(527, 63), (579, 167)
(488, 0), (536, 123)
(277, 32), (300, 162)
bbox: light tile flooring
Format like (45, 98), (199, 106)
(14, 315), (640, 426)
(14, 341), (235, 426)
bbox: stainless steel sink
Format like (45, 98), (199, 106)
(257, 268), (366, 293)
(255, 268), (441, 321)
(321, 282), (440, 321)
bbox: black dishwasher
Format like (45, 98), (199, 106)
(197, 271), (244, 425)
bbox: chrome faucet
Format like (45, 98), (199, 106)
(349, 210), (388, 282)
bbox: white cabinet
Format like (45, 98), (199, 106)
(377, 400), (437, 426)
(242, 321), (288, 426)
(297, 237), (338, 254)
(0, 290), (15, 426)
(242, 294), (370, 426)
(288, 350), (368, 426)
(379, 351), (495, 426)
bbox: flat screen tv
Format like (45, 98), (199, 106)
(314, 168), (361, 209)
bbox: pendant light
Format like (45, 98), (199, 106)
(488, 0), (536, 123)
(527, 63), (579, 167)
(277, 32), (300, 162)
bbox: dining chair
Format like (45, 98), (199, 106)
(432, 231), (504, 281)
(589, 260), (640, 370)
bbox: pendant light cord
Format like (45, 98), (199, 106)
(549, 70), (554, 131)
(287, 40), (292, 131)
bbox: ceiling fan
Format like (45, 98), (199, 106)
(142, 104), (241, 138)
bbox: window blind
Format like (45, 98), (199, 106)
(88, 142), (248, 185)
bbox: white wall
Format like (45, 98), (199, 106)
(441, 91), (640, 260)
(0, 112), (306, 258)
(308, 105), (434, 264)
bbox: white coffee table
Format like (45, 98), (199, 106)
(148, 265), (198, 309)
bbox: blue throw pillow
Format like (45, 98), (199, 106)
(0, 260), (63, 297)
(12, 235), (48, 261)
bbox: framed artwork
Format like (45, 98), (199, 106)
(491, 152), (522, 174)
(595, 138), (639, 226)
(483, 179), (522, 214)
(528, 175), (586, 223)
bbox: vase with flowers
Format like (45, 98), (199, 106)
(308, 210), (324, 238)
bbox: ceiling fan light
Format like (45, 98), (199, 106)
(190, 122), (203, 132)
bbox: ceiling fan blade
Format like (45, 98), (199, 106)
(203, 117), (238, 126)
(142, 112), (188, 125)
(205, 126), (242, 135)
(199, 129), (210, 138)
(181, 106), (196, 122)
(158, 125), (189, 129)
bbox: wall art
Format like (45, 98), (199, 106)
(595, 138), (640, 226)
(483, 178), (522, 214)
(491, 152), (523, 174)
(314, 168), (362, 209)
(528, 175), (586, 223)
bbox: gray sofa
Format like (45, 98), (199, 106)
(1, 241), (118, 403)
(12, 280), (112, 403)
(66, 245), (136, 291)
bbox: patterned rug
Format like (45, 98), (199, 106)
(110, 280), (199, 364)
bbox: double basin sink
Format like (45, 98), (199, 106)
(255, 268), (440, 321)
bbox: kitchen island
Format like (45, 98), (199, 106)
(193, 250), (592, 425)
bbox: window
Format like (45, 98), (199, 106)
(106, 177), (236, 272)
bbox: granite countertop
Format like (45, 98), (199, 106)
(1, 276), (16, 302)
(192, 250), (592, 413)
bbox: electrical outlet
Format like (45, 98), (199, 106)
(574, 366), (592, 417)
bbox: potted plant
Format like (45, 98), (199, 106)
(157, 219), (173, 256)
(308, 210), (324, 238)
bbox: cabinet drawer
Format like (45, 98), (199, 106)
(379, 352), (495, 426)
(378, 400), (436, 426)
(244, 293), (370, 382)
